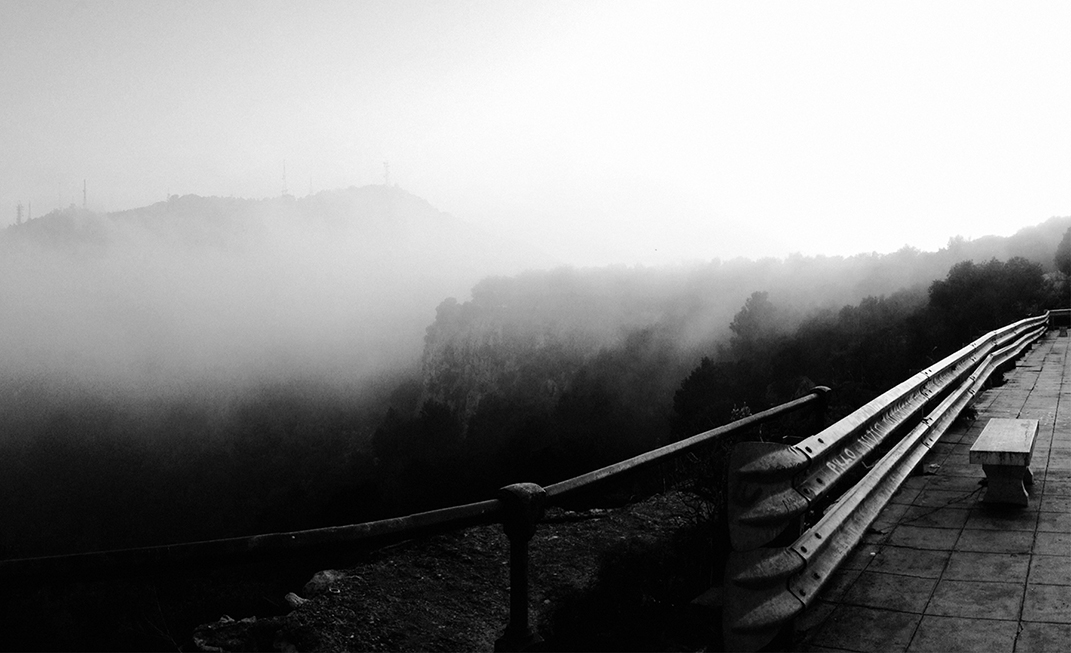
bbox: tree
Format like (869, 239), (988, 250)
(926, 257), (1046, 352)
(671, 357), (740, 438)
(729, 291), (779, 359)
(1056, 226), (1071, 276)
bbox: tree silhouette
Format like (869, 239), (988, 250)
(671, 357), (738, 438)
(1056, 226), (1071, 276)
(729, 291), (779, 359)
(927, 257), (1046, 351)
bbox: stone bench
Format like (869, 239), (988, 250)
(969, 418), (1039, 506)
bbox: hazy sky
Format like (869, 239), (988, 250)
(2, 0), (1069, 266)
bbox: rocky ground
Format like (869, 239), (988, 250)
(192, 491), (724, 652)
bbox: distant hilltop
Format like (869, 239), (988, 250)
(1, 185), (553, 269)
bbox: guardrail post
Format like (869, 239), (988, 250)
(494, 483), (547, 652)
(812, 385), (831, 434)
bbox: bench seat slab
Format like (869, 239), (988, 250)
(969, 419), (1039, 467)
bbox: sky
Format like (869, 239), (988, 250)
(1, 0), (1069, 267)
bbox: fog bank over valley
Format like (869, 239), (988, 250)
(0, 185), (550, 398)
(2, 186), (1067, 403)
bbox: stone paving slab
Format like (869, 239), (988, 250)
(907, 615), (1018, 653)
(943, 551), (1030, 582)
(1029, 555), (1071, 585)
(797, 330), (1070, 652)
(1015, 622), (1071, 653)
(807, 605), (921, 651)
(925, 578), (1023, 620)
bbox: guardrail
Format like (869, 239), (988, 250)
(722, 312), (1050, 651)
(1050, 307), (1070, 331)
(0, 381), (830, 650)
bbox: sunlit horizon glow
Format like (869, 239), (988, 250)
(2, 1), (1069, 267)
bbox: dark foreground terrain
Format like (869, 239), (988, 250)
(3, 491), (725, 652)
(194, 491), (723, 652)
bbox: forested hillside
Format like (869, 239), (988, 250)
(416, 217), (1069, 427)
(372, 219), (1069, 514)
(419, 215), (1070, 424)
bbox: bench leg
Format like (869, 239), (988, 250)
(981, 464), (1031, 506)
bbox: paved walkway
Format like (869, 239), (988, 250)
(796, 330), (1070, 652)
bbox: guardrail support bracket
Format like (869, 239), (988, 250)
(495, 483), (547, 652)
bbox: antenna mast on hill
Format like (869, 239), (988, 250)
(16, 202), (23, 225)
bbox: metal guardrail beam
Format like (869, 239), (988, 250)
(545, 387), (829, 502)
(722, 316), (1048, 651)
(727, 313), (1049, 551)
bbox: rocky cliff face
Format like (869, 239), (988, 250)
(420, 293), (600, 423)
(418, 265), (672, 421)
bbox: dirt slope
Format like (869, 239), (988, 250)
(193, 491), (720, 652)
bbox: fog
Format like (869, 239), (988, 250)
(0, 186), (547, 399)
(3, 3), (1069, 266)
(3, 195), (1064, 408)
